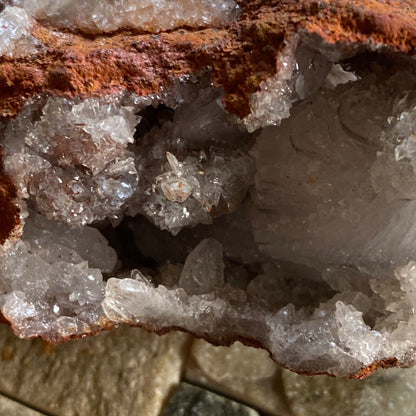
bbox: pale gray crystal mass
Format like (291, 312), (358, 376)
(4, 0), (416, 379)
(11, 0), (238, 33)
(0, 6), (39, 58)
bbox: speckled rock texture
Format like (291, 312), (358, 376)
(185, 339), (292, 416)
(283, 365), (416, 416)
(0, 325), (190, 416)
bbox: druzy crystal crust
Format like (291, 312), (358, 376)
(0, 6), (38, 58)
(11, 0), (238, 33)
(3, 0), (416, 379)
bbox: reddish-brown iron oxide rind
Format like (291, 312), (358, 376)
(1, 0), (416, 120)
(1, 0), (416, 377)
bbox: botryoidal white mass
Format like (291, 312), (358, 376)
(11, 0), (238, 33)
(5, 43), (416, 377)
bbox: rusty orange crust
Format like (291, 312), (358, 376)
(1, 1), (416, 120)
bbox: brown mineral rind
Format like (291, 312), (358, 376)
(1, 0), (416, 120)
(1, 0), (416, 377)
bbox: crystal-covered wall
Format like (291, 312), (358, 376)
(1, 0), (416, 379)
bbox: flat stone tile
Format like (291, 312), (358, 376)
(161, 382), (259, 416)
(185, 339), (292, 416)
(0, 325), (191, 416)
(282, 366), (416, 416)
(0, 395), (46, 416)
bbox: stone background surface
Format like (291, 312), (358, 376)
(0, 325), (190, 416)
(0, 324), (414, 415)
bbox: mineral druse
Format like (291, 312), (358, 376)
(11, 0), (238, 33)
(2, 0), (416, 379)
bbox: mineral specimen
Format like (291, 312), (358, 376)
(3, 0), (416, 380)
(11, 0), (238, 33)
(0, 6), (39, 58)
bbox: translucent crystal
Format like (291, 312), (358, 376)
(4, 42), (416, 378)
(140, 151), (253, 235)
(0, 211), (116, 339)
(128, 81), (255, 234)
(11, 0), (238, 33)
(252, 68), (416, 273)
(99, 60), (416, 377)
(3, 96), (140, 226)
(0, 6), (38, 58)
(179, 238), (224, 295)
(243, 42), (357, 132)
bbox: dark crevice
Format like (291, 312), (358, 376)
(99, 218), (158, 274)
(134, 104), (174, 142)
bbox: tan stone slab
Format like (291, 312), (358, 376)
(282, 366), (416, 416)
(0, 395), (46, 416)
(185, 339), (292, 416)
(0, 324), (191, 416)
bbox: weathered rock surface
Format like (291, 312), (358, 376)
(283, 366), (416, 416)
(0, 395), (45, 416)
(185, 339), (292, 416)
(0, 324), (190, 416)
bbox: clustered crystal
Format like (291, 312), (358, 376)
(3, 96), (140, 226)
(0, 211), (115, 340)
(3, 14), (416, 378)
(0, 6), (39, 57)
(11, 0), (238, 33)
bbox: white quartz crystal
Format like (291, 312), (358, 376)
(252, 68), (416, 273)
(0, 211), (116, 340)
(3, 96), (140, 226)
(179, 238), (224, 295)
(11, 0), (238, 33)
(128, 80), (255, 234)
(100, 57), (416, 376)
(244, 42), (357, 132)
(0, 6), (39, 58)
(138, 150), (254, 234)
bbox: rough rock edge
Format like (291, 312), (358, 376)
(2, 0), (416, 120)
(0, 309), (404, 379)
(0, 147), (21, 247)
(1, 0), (416, 378)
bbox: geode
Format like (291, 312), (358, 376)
(2, 0), (416, 378)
